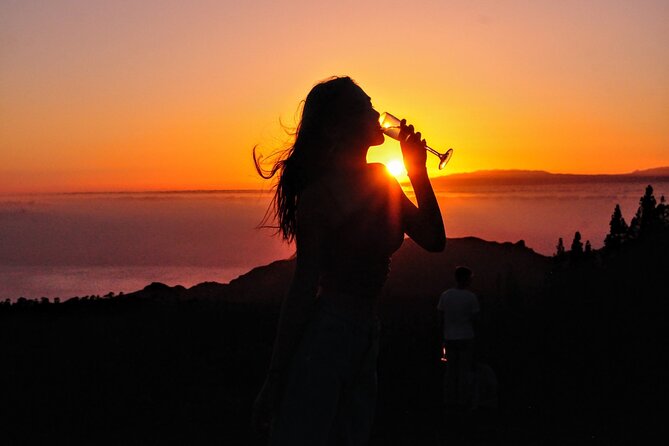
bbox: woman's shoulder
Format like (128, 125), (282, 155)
(364, 163), (404, 190)
(366, 162), (387, 175)
(369, 164), (407, 204)
(366, 162), (392, 180)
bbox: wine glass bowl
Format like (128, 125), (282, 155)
(379, 112), (453, 170)
(438, 148), (453, 169)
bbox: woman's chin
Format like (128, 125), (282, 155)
(370, 134), (385, 147)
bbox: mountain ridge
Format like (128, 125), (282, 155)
(416, 166), (669, 187)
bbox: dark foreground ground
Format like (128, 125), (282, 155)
(0, 300), (563, 445)
(0, 292), (660, 445)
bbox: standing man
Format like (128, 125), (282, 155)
(438, 266), (479, 411)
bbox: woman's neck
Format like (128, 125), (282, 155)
(329, 149), (368, 172)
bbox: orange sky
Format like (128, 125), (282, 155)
(1, 0), (668, 193)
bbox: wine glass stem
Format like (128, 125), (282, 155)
(425, 145), (440, 157)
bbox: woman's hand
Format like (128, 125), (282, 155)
(399, 119), (428, 175)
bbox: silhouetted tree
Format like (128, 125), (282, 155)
(570, 231), (583, 260)
(629, 185), (661, 240)
(555, 237), (566, 259)
(639, 185), (658, 233)
(584, 240), (592, 256)
(628, 210), (640, 240)
(604, 204), (628, 249)
(657, 195), (668, 226)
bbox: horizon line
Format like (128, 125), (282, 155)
(3, 166), (668, 196)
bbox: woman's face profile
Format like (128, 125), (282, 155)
(362, 101), (384, 148)
(346, 85), (384, 149)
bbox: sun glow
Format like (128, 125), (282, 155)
(385, 159), (406, 178)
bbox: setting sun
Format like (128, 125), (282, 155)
(385, 159), (406, 178)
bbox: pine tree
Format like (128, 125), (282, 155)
(638, 185), (657, 234)
(657, 195), (668, 227)
(570, 231), (583, 260)
(626, 185), (664, 241)
(555, 237), (566, 259)
(604, 204), (628, 249)
(585, 240), (592, 255)
(628, 209), (641, 240)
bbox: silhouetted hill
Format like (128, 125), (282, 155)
(386, 237), (548, 300)
(119, 237), (549, 307)
(119, 258), (295, 305)
(424, 167), (669, 188)
(630, 166), (669, 176)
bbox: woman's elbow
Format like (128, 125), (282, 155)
(424, 232), (446, 252)
(408, 221), (446, 252)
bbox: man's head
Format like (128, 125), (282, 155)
(455, 266), (473, 288)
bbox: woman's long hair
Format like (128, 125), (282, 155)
(254, 76), (367, 242)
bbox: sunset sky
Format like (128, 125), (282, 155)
(2, 0), (668, 193)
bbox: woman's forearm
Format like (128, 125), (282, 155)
(398, 119), (446, 252)
(408, 167), (446, 251)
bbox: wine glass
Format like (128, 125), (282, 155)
(379, 112), (453, 169)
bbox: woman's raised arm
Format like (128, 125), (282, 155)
(397, 119), (446, 252)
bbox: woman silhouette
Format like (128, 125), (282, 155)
(253, 76), (445, 445)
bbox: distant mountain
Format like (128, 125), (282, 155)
(384, 237), (549, 301)
(629, 166), (669, 176)
(421, 167), (669, 188)
(123, 258), (295, 305)
(121, 237), (550, 305)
